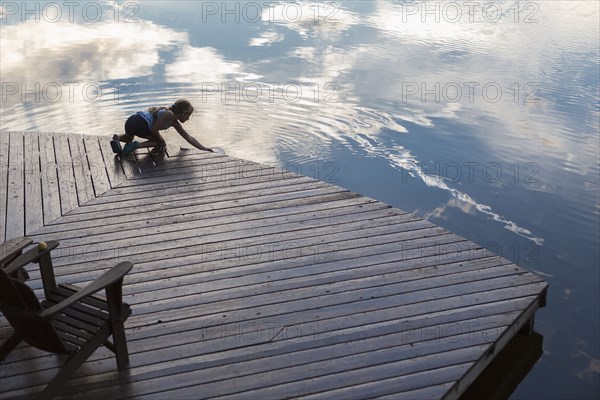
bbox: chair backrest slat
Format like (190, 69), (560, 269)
(0, 237), (32, 266)
(0, 268), (68, 354)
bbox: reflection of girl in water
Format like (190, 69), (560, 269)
(111, 99), (213, 155)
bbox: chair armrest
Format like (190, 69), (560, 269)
(40, 261), (133, 318)
(0, 237), (33, 266)
(3, 240), (60, 276)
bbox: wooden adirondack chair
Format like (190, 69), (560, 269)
(0, 237), (133, 399)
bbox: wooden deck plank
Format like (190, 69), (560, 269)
(97, 135), (126, 188)
(29, 222), (460, 286)
(119, 261), (525, 328)
(153, 150), (228, 168)
(27, 241), (540, 328)
(204, 346), (484, 400)
(118, 152), (140, 179)
(0, 131), (9, 243)
(74, 168), (305, 211)
(61, 341), (478, 399)
(21, 264), (536, 360)
(123, 281), (547, 353)
(124, 272), (542, 331)
(65, 174), (325, 216)
(2, 289), (540, 381)
(122, 256), (516, 313)
(36, 217), (441, 278)
(0, 132), (548, 400)
(38, 133), (62, 224)
(6, 292), (531, 375)
(23, 133), (43, 234)
(107, 159), (285, 190)
(93, 297), (536, 378)
(300, 379), (456, 400)
(49, 178), (334, 224)
(30, 192), (363, 243)
(3, 293), (530, 390)
(27, 232), (465, 296)
(37, 189), (358, 242)
(146, 146), (170, 167)
(52, 200), (394, 256)
(82, 136), (111, 196)
(34, 196), (384, 250)
(95, 167), (297, 201)
(76, 344), (490, 400)
(3, 283), (547, 398)
(99, 158), (293, 196)
(26, 214), (426, 289)
(22, 242), (536, 330)
(105, 282), (546, 376)
(132, 148), (157, 174)
(442, 297), (544, 400)
(67, 134), (95, 205)
(51, 196), (401, 252)
(166, 146), (221, 159)
(5, 131), (24, 240)
(71, 163), (319, 201)
(53, 133), (79, 214)
(111, 165), (281, 192)
(122, 155), (254, 180)
(121, 235), (479, 294)
(148, 269), (526, 344)
(37, 188), (358, 234)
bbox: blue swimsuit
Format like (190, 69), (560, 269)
(125, 109), (171, 138)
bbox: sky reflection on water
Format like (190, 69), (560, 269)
(1, 1), (599, 398)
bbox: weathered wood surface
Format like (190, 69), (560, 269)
(0, 131), (548, 400)
(0, 131), (170, 241)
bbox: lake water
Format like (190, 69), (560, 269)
(1, 1), (599, 398)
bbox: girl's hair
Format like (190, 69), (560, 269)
(148, 99), (194, 119)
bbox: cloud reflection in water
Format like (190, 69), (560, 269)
(3, 1), (599, 246)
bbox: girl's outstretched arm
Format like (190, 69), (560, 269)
(172, 120), (213, 152)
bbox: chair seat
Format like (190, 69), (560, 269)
(41, 284), (132, 353)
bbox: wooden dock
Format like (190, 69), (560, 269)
(0, 131), (548, 399)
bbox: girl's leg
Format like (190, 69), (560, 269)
(118, 134), (133, 143)
(136, 140), (161, 148)
(122, 114), (167, 154)
(122, 114), (149, 144)
(111, 133), (136, 154)
(111, 134), (124, 154)
(122, 138), (162, 155)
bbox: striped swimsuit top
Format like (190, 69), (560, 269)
(137, 109), (173, 130)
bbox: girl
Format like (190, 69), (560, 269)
(111, 99), (213, 155)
